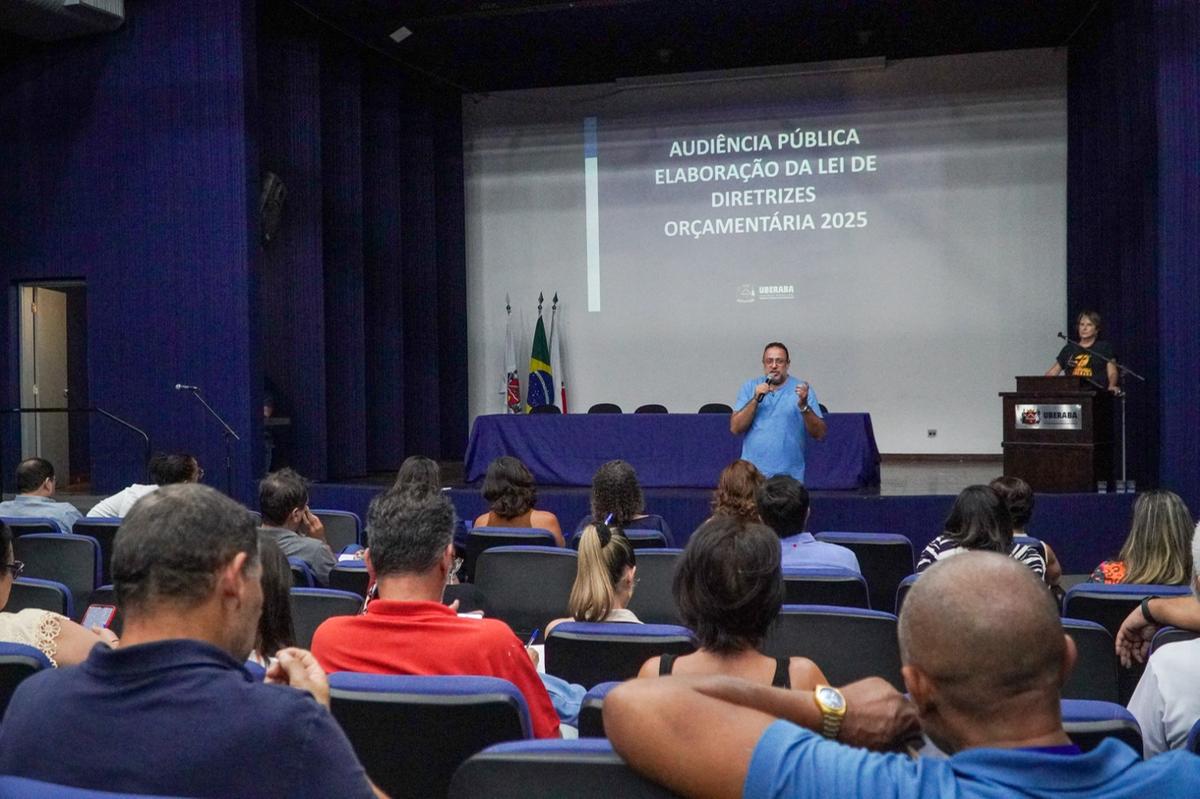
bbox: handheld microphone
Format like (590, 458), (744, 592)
(174, 384), (200, 391)
(756, 375), (775, 403)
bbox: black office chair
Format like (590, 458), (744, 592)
(763, 605), (904, 690)
(1061, 618), (1119, 702)
(330, 673), (532, 799)
(0, 643), (52, 720)
(451, 739), (678, 798)
(781, 567), (870, 609)
(697, 403), (733, 414)
(289, 588), (362, 648)
(625, 549), (683, 625)
(70, 518), (122, 586)
(634, 404), (667, 414)
(587, 403), (622, 414)
(12, 534), (100, 620)
(530, 404), (561, 414)
(473, 546), (577, 639)
(545, 622), (695, 687)
(814, 532), (914, 614)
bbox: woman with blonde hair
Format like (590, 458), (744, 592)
(547, 522), (639, 634)
(1090, 490), (1194, 585)
(709, 459), (765, 523)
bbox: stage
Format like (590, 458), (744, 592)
(310, 458), (1134, 575)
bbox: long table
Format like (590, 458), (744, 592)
(464, 413), (880, 489)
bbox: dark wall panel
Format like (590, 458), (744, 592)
(434, 106), (469, 460)
(0, 0), (260, 499)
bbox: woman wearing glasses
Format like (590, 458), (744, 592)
(0, 521), (117, 666)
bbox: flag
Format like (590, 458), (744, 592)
(549, 293), (567, 413)
(526, 294), (555, 411)
(504, 295), (520, 413)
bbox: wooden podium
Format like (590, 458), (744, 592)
(1000, 376), (1112, 493)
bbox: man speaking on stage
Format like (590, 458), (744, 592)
(731, 342), (826, 481)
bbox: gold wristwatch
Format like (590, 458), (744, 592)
(813, 685), (847, 739)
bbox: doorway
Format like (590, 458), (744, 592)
(17, 282), (89, 490)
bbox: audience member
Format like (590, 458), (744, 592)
(250, 531), (296, 668)
(756, 475), (859, 573)
(391, 454), (441, 497)
(312, 490), (560, 738)
(0, 484), (376, 797)
(573, 459), (672, 542)
(1089, 490), (1193, 585)
(86, 452), (201, 518)
(473, 455), (564, 546)
(547, 522), (639, 634)
(710, 459), (765, 523)
(0, 519), (115, 666)
(638, 516), (827, 689)
(1115, 583), (1200, 668)
(0, 457), (82, 531)
(606, 552), (1200, 798)
(1124, 522), (1200, 757)
(259, 468), (335, 585)
(990, 475), (1063, 596)
(916, 484), (1045, 576)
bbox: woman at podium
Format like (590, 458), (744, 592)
(1045, 310), (1120, 393)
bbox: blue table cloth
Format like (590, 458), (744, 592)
(464, 413), (880, 489)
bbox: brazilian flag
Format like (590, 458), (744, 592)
(526, 313), (555, 411)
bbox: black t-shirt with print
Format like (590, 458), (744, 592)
(1056, 340), (1116, 383)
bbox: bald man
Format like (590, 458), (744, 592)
(605, 552), (1200, 798)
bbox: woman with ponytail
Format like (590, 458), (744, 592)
(546, 521), (640, 634)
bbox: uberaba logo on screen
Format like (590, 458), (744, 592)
(736, 284), (795, 303)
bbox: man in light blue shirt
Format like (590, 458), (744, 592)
(605, 552), (1200, 798)
(731, 342), (825, 482)
(756, 475), (859, 574)
(0, 457), (82, 532)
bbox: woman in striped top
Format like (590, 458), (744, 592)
(916, 485), (1046, 576)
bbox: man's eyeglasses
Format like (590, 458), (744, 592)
(763, 357), (788, 366)
(3, 561), (25, 579)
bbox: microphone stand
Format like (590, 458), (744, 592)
(1056, 332), (1146, 489)
(180, 387), (240, 496)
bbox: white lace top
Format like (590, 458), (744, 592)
(0, 608), (63, 667)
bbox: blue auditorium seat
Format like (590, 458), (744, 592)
(545, 622), (695, 687)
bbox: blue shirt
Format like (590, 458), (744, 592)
(0, 494), (82, 532)
(745, 720), (1200, 798)
(736, 375), (823, 482)
(780, 533), (861, 574)
(0, 639), (374, 798)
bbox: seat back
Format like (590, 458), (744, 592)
(443, 583), (493, 616)
(464, 528), (558, 583)
(545, 622), (695, 687)
(1061, 618), (1119, 702)
(312, 509), (362, 553)
(473, 546), (576, 639)
(289, 588), (362, 648)
(2, 517), (64, 535)
(626, 549), (683, 625)
(1061, 699), (1143, 753)
(895, 573), (919, 615)
(0, 775), (187, 798)
(451, 739), (679, 798)
(1149, 625), (1200, 655)
(12, 533), (100, 618)
(1187, 717), (1200, 754)
(287, 557), (316, 587)
(814, 532), (914, 613)
(330, 673), (530, 799)
(577, 681), (620, 738)
(569, 528), (669, 551)
(697, 402), (732, 414)
(70, 518), (122, 585)
(763, 605), (903, 689)
(7, 577), (73, 617)
(0, 643), (52, 719)
(634, 404), (667, 414)
(328, 563), (370, 597)
(529, 404), (561, 414)
(587, 403), (622, 414)
(1061, 583), (1193, 637)
(781, 567), (870, 609)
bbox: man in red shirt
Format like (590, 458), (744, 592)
(311, 490), (559, 738)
